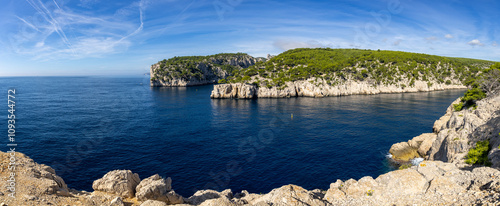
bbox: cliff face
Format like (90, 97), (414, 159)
(428, 93), (500, 166)
(389, 93), (500, 167)
(2, 151), (499, 206)
(211, 79), (466, 98)
(150, 54), (261, 87)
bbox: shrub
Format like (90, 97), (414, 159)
(453, 102), (464, 111)
(465, 140), (491, 166)
(445, 80), (452, 85)
(462, 88), (486, 107)
(399, 163), (412, 170)
(218, 79), (227, 84)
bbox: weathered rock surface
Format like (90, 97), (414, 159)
(210, 83), (257, 99)
(211, 79), (466, 98)
(135, 174), (184, 204)
(92, 170), (141, 198)
(427, 93), (500, 165)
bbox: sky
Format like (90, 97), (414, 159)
(0, 0), (499, 76)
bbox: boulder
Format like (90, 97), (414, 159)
(110, 197), (125, 206)
(389, 133), (436, 161)
(187, 189), (222, 205)
(250, 184), (328, 206)
(375, 169), (427, 197)
(389, 142), (419, 161)
(135, 174), (184, 204)
(92, 170), (140, 198)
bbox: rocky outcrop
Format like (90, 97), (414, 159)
(92, 170), (141, 198)
(211, 79), (466, 98)
(151, 54), (262, 87)
(389, 92), (500, 166)
(1, 151), (499, 205)
(428, 93), (500, 165)
(389, 133), (437, 161)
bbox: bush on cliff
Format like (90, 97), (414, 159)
(466, 140), (491, 166)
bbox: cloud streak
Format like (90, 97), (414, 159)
(8, 0), (146, 60)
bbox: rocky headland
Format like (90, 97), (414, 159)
(150, 53), (264, 87)
(1, 92), (499, 205)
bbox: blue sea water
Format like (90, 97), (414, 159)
(0, 76), (466, 196)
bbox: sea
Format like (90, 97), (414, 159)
(0, 76), (466, 196)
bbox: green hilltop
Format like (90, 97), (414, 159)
(223, 48), (494, 88)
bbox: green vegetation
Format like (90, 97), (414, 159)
(366, 190), (374, 196)
(398, 163), (412, 170)
(151, 53), (251, 82)
(465, 140), (492, 166)
(227, 48), (494, 88)
(453, 63), (500, 111)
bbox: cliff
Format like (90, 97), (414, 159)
(210, 48), (494, 98)
(389, 65), (500, 168)
(1, 150), (500, 206)
(150, 53), (263, 87)
(210, 79), (466, 99)
(390, 92), (500, 165)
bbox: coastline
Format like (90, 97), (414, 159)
(210, 79), (467, 99)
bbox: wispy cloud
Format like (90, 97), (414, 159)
(444, 34), (453, 39)
(7, 0), (145, 60)
(468, 39), (484, 46)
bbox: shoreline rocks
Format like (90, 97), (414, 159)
(211, 79), (466, 99)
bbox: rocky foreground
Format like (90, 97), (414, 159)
(0, 151), (499, 206)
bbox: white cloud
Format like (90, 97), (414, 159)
(444, 34), (453, 39)
(467, 39), (484, 46)
(493, 41), (498, 47)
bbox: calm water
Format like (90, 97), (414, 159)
(0, 76), (466, 196)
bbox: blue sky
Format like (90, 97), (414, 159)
(0, 0), (498, 76)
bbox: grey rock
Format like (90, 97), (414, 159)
(250, 184), (328, 206)
(135, 174), (172, 201)
(140, 200), (168, 206)
(92, 170), (140, 198)
(109, 197), (125, 206)
(187, 189), (221, 205)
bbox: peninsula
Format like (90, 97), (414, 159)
(150, 48), (495, 98)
